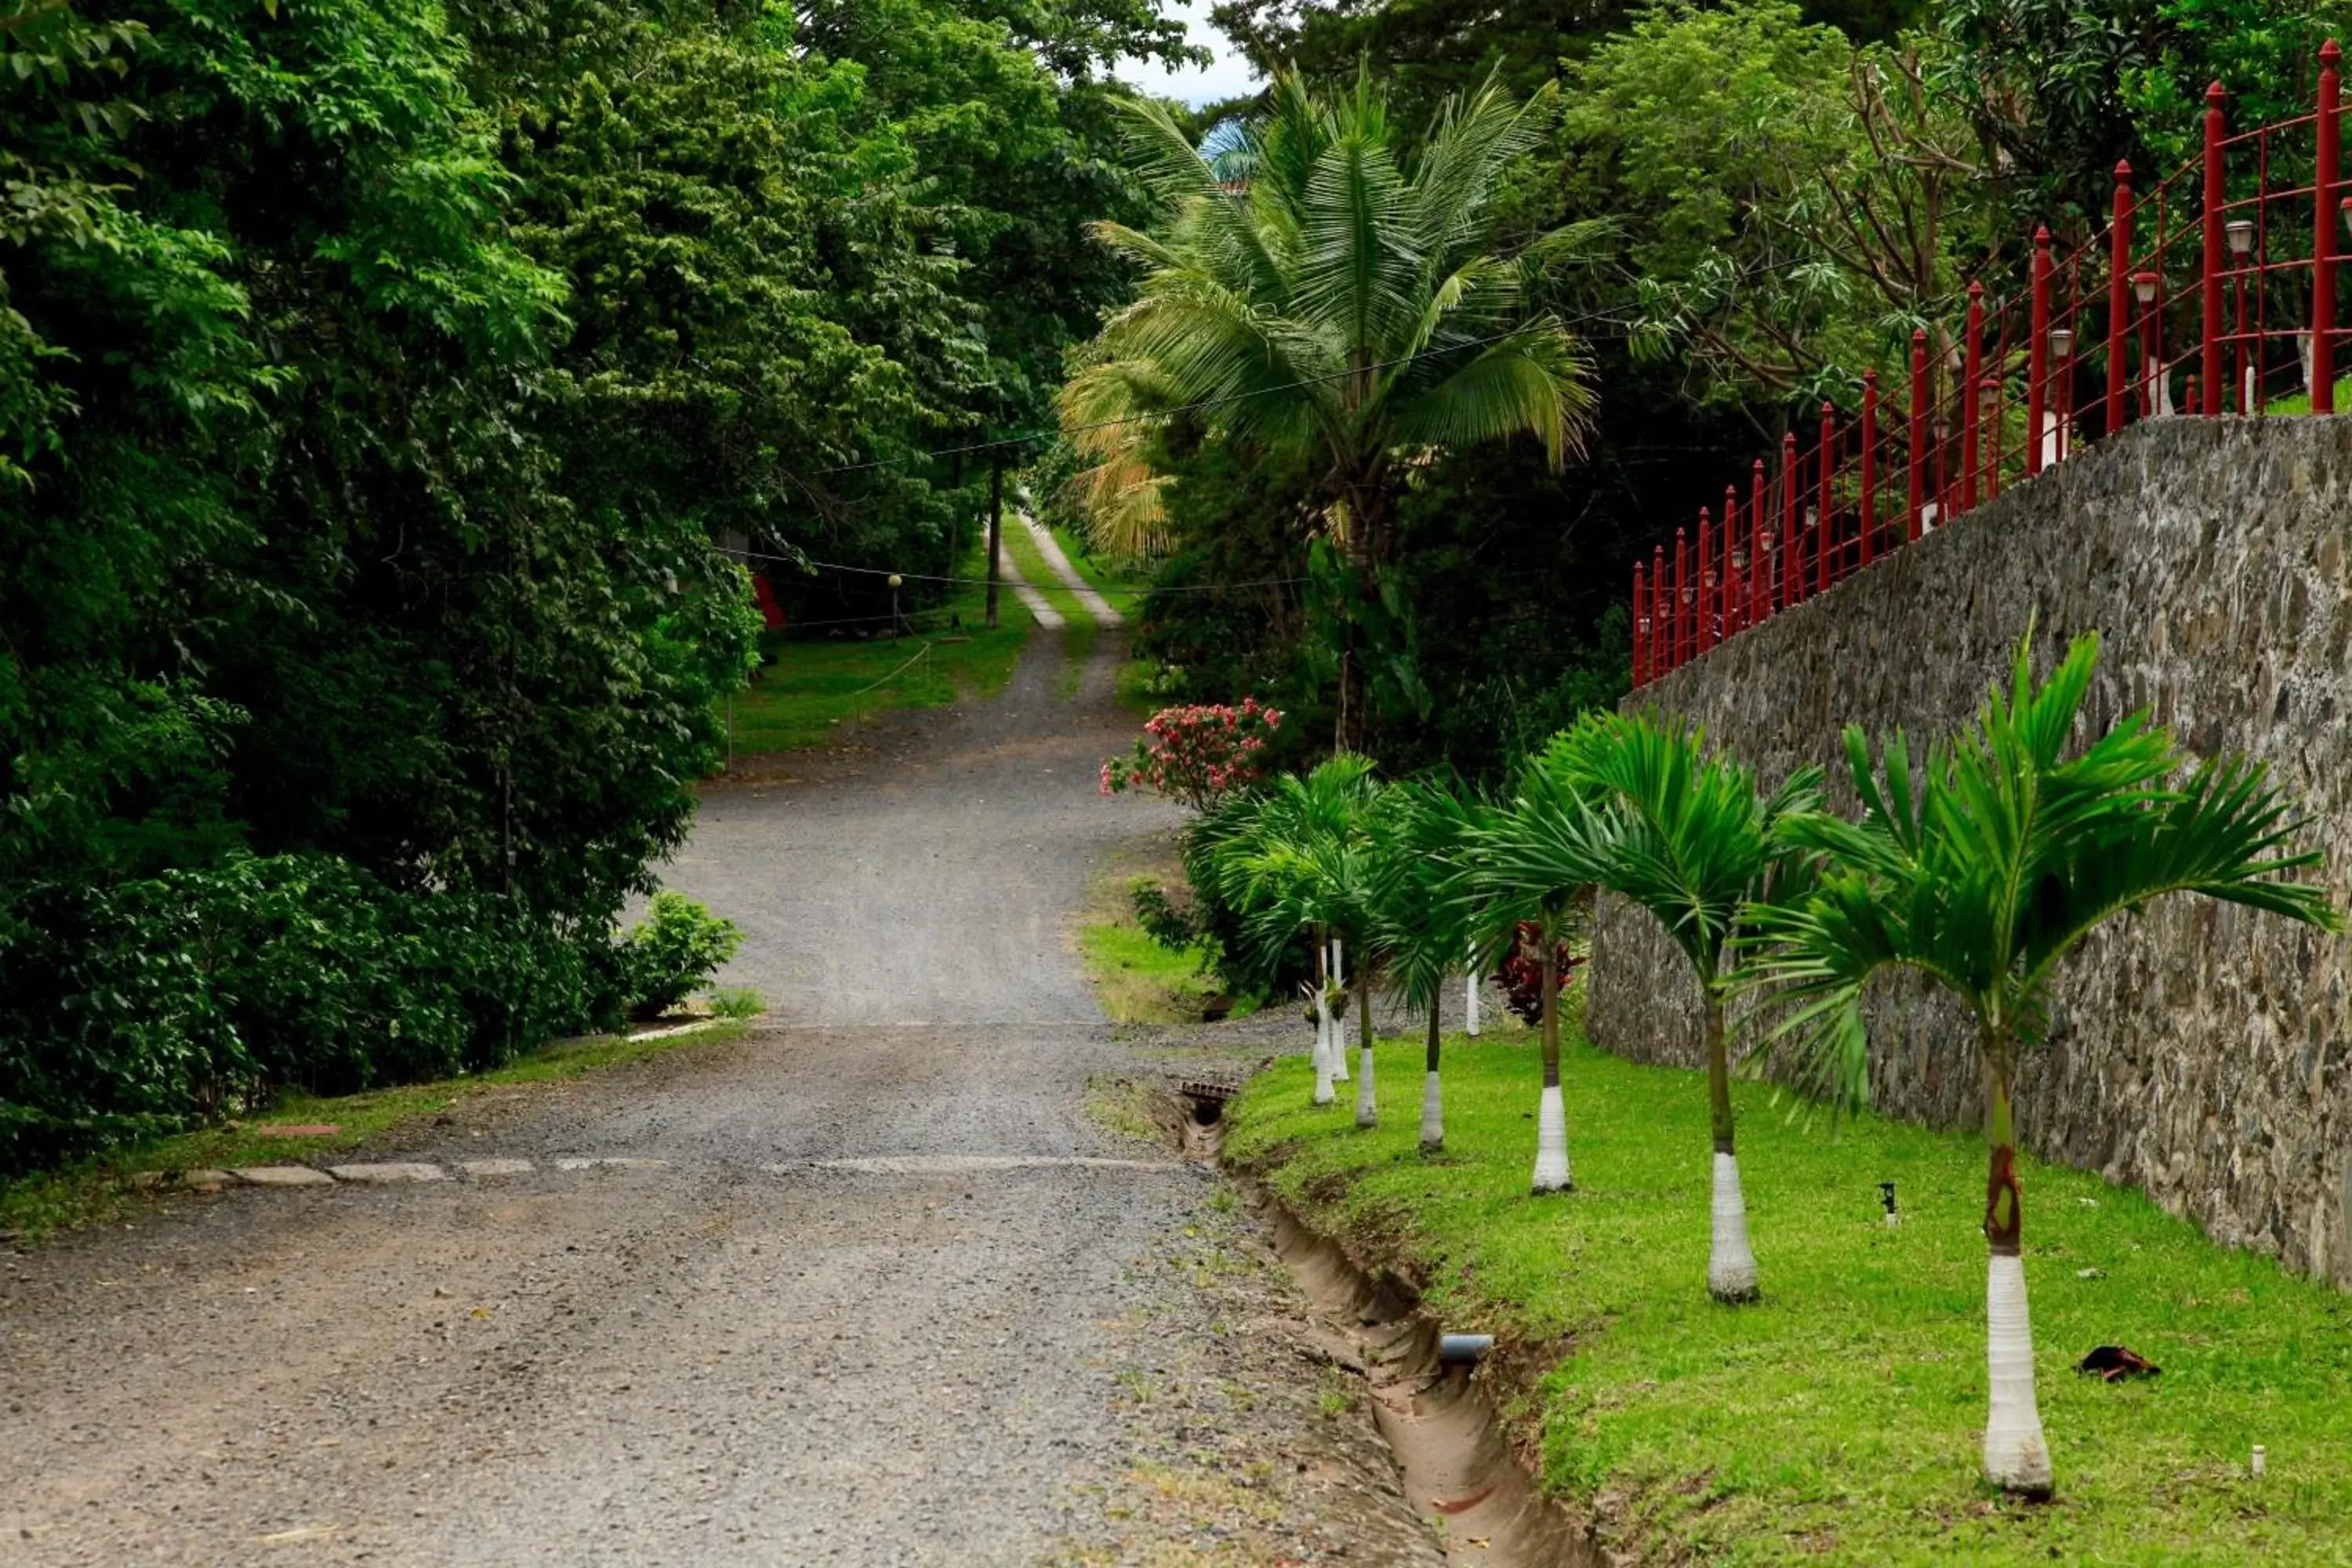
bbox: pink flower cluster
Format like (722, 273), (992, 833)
(1099, 697), (1283, 811)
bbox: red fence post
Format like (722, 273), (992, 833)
(1671, 528), (1687, 670)
(1697, 509), (1716, 652)
(1651, 543), (1666, 673)
(2029, 228), (2053, 474)
(1860, 371), (1878, 564)
(2202, 83), (2226, 416)
(1961, 281), (1984, 514)
(1816, 401), (1835, 594)
(1723, 485), (1740, 632)
(1632, 561), (1647, 684)
(1908, 328), (1927, 539)
(2107, 162), (2134, 434)
(1780, 433), (1799, 604)
(1750, 459), (1768, 619)
(2317, 42), (2341, 414)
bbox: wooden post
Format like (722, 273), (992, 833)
(985, 447), (1004, 630)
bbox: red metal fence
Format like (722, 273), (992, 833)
(1632, 41), (2350, 688)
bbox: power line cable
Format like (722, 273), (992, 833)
(714, 543), (1306, 596)
(810, 303), (1648, 479)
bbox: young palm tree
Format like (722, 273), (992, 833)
(1209, 756), (1389, 1111)
(1461, 752), (1611, 1192)
(1748, 630), (2339, 1496)
(1062, 68), (1596, 748)
(1377, 779), (1490, 1152)
(1552, 713), (1820, 1301)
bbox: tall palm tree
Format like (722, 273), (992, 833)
(1461, 751), (1610, 1192)
(1747, 630), (2339, 1497)
(1549, 713), (1821, 1302)
(1062, 68), (1596, 748)
(1377, 779), (1490, 1152)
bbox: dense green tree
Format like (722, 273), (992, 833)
(1065, 68), (1595, 750)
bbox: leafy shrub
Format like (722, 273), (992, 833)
(0, 855), (632, 1177)
(1100, 699), (1283, 810)
(1497, 920), (1588, 1026)
(620, 893), (744, 1017)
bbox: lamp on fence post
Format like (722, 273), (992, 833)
(2029, 227), (2053, 475)
(2133, 269), (2162, 416)
(1751, 459), (1769, 617)
(2228, 219), (2254, 412)
(1908, 329), (1928, 540)
(1780, 432), (1800, 605)
(1730, 535), (1749, 640)
(2317, 42), (2342, 414)
(1979, 376), (2003, 500)
(1724, 484), (1742, 632)
(1962, 281), (1985, 514)
(1860, 370), (1878, 564)
(1665, 531), (1684, 672)
(1652, 543), (1667, 673)
(1697, 508), (1717, 652)
(2108, 162), (2135, 434)
(2203, 82), (2227, 417)
(1817, 401), (1836, 593)
(2049, 328), (2075, 458)
(1632, 562), (1648, 686)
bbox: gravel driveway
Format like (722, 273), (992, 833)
(0, 630), (1442, 1566)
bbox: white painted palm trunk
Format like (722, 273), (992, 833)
(1355, 1047), (1377, 1127)
(1707, 1151), (1760, 1301)
(1312, 992), (1335, 1106)
(1983, 1252), (2053, 1494)
(1419, 1071), (1443, 1151)
(1327, 942), (1348, 1080)
(1530, 1083), (1571, 1192)
(1465, 962), (1480, 1036)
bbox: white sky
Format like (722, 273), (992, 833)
(1112, 0), (1262, 107)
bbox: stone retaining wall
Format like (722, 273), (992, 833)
(1586, 417), (2352, 1286)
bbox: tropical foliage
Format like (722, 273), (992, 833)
(1061, 67), (1597, 749)
(1746, 630), (2338, 1493)
(1544, 711), (1822, 1300)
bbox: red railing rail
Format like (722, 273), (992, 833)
(1632, 41), (2351, 687)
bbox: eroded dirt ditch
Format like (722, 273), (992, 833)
(1162, 1081), (1597, 1567)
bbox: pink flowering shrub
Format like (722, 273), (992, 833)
(1099, 698), (1283, 810)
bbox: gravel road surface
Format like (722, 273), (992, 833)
(0, 630), (1442, 1567)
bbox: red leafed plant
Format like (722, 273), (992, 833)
(1498, 920), (1584, 1026)
(1100, 699), (1283, 811)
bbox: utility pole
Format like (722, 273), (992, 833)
(985, 445), (1004, 630)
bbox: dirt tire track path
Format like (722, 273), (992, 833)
(0, 630), (1441, 1566)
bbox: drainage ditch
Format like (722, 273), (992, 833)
(1167, 1083), (1596, 1567)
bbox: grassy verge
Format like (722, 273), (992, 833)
(724, 567), (1029, 755)
(1226, 1022), (2352, 1566)
(1076, 849), (1257, 1025)
(1, 1020), (750, 1241)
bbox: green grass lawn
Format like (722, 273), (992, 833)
(725, 569), (1029, 755)
(1227, 1020), (2352, 1566)
(1, 1020), (750, 1240)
